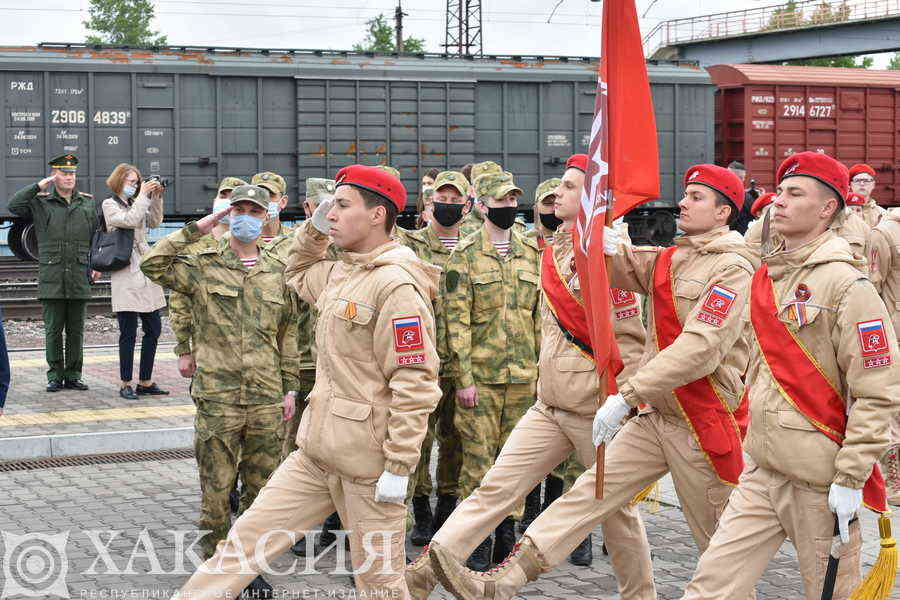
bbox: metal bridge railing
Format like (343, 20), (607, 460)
(643, 0), (900, 55)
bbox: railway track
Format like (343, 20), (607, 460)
(0, 256), (37, 281)
(0, 280), (113, 319)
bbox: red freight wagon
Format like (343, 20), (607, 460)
(708, 64), (900, 208)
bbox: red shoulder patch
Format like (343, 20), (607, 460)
(857, 320), (890, 357)
(701, 285), (737, 318)
(609, 287), (636, 307)
(393, 316), (424, 351)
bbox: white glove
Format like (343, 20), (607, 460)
(310, 197), (334, 234)
(592, 393), (630, 447)
(828, 483), (862, 543)
(374, 470), (408, 503)
(603, 226), (621, 256)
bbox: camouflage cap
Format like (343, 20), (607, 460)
(432, 170), (468, 196)
(471, 161), (502, 183)
(229, 184), (270, 209)
(218, 176), (247, 193)
(305, 177), (336, 203)
(476, 171), (522, 201)
(375, 165), (401, 178)
(535, 178), (561, 203)
(251, 172), (286, 196)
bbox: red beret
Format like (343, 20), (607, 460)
(750, 192), (776, 218)
(565, 154), (588, 173)
(845, 192), (866, 207)
(334, 164), (407, 212)
(848, 163), (876, 179)
(776, 152), (848, 200)
(683, 164), (745, 210)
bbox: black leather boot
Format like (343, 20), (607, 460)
(465, 535), (493, 572)
(433, 494), (457, 532)
(518, 484), (542, 534)
(410, 495), (434, 546)
(317, 511), (344, 552)
(492, 517), (517, 564)
(542, 475), (563, 511)
(567, 534), (593, 567)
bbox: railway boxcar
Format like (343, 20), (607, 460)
(709, 64), (900, 206)
(0, 45), (714, 260)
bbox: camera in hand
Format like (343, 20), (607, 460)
(147, 174), (171, 188)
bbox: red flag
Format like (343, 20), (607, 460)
(575, 0), (659, 392)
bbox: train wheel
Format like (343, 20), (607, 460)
(8, 219), (39, 262)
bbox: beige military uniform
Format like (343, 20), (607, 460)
(682, 230), (900, 599)
(428, 228), (656, 598)
(746, 205), (870, 261)
(172, 221), (442, 600)
(860, 197), (886, 228)
(507, 227), (755, 573)
(868, 208), (900, 505)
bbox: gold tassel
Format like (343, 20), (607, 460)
(630, 480), (661, 513)
(850, 512), (897, 600)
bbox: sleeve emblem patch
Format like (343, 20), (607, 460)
(857, 319), (890, 357)
(393, 316), (424, 351)
(609, 287), (636, 307)
(701, 285), (737, 318)
(398, 353), (427, 366)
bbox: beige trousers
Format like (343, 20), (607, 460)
(432, 401), (656, 599)
(524, 411), (735, 567)
(681, 458), (862, 600)
(174, 450), (410, 600)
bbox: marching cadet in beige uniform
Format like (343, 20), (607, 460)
(679, 152), (899, 599)
(430, 163), (757, 600)
(409, 155), (655, 599)
(868, 206), (900, 506)
(170, 165), (441, 600)
(848, 163), (887, 227)
(398, 170), (468, 546)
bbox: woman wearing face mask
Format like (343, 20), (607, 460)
(102, 164), (168, 400)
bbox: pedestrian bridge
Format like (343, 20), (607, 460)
(644, 0), (900, 65)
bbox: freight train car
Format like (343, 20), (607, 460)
(709, 64), (900, 206)
(0, 45), (715, 260)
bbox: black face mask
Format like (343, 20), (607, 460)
(539, 212), (563, 232)
(487, 206), (517, 230)
(432, 202), (465, 227)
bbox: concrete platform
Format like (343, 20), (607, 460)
(3, 344), (194, 458)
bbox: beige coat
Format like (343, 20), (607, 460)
(536, 229), (646, 417)
(609, 226), (757, 415)
(102, 193), (166, 314)
(286, 221), (442, 481)
(746, 205), (870, 262)
(744, 231), (900, 491)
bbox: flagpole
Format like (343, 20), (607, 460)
(594, 199), (616, 501)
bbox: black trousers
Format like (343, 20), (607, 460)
(116, 310), (162, 383)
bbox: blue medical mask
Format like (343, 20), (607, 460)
(213, 198), (231, 225)
(230, 214), (263, 243)
(122, 185), (137, 198)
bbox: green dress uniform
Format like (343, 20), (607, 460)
(7, 154), (97, 387)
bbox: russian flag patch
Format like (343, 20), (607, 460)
(393, 316), (424, 351)
(702, 285), (737, 318)
(857, 319), (890, 358)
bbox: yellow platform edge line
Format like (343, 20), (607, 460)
(0, 404), (196, 427)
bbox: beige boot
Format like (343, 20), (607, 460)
(430, 538), (545, 600)
(406, 546), (439, 600)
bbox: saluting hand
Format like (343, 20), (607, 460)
(196, 205), (232, 234)
(38, 172), (60, 191)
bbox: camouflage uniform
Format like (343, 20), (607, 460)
(376, 164), (402, 178)
(282, 178), (337, 458)
(169, 176), (246, 357)
(444, 198), (541, 502)
(141, 214), (300, 560)
(399, 171), (469, 499)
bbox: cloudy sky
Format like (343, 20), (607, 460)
(0, 0), (894, 66)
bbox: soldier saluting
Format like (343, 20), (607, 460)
(8, 154), (97, 392)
